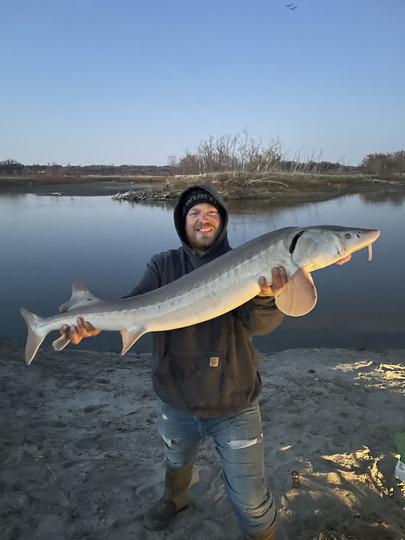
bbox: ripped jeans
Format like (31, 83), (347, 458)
(157, 401), (276, 532)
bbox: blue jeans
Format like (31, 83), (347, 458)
(157, 401), (276, 533)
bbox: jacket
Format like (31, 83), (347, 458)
(126, 185), (284, 417)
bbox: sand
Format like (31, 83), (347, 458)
(1, 340), (404, 540)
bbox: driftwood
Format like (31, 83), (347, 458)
(371, 178), (400, 185)
(112, 188), (181, 202)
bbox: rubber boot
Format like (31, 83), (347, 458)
(143, 466), (193, 530)
(240, 522), (276, 539)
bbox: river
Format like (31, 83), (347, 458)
(1, 189), (404, 355)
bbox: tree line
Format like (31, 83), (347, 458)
(168, 132), (404, 176)
(0, 161), (171, 177)
(168, 132), (349, 175)
(1, 136), (404, 177)
(360, 151), (405, 175)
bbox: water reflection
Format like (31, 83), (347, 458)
(358, 188), (405, 206)
(1, 191), (404, 355)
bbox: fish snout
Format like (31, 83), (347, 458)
(358, 228), (380, 239)
(343, 228), (380, 261)
(349, 228), (380, 247)
(357, 229), (380, 246)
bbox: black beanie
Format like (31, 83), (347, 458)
(182, 188), (222, 216)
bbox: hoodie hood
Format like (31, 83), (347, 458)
(174, 184), (230, 259)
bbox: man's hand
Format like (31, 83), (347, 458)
(257, 266), (288, 297)
(60, 317), (101, 345)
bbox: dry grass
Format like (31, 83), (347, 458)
(159, 171), (405, 200)
(1, 171), (404, 201)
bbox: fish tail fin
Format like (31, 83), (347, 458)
(20, 307), (46, 365)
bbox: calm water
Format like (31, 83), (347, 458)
(1, 190), (404, 355)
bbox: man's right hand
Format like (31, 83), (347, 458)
(60, 317), (101, 345)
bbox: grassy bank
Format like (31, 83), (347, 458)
(1, 171), (404, 200)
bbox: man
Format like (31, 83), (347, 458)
(61, 185), (287, 539)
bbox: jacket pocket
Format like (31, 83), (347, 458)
(154, 348), (247, 414)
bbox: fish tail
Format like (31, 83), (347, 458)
(20, 307), (46, 365)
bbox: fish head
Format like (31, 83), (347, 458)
(287, 226), (380, 271)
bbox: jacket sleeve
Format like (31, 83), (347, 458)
(122, 256), (161, 298)
(236, 296), (284, 336)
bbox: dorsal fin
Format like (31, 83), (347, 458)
(275, 268), (317, 316)
(59, 281), (104, 313)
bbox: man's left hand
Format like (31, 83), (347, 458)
(257, 267), (288, 297)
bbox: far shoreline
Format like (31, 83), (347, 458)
(1, 172), (405, 204)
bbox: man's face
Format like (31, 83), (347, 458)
(185, 203), (222, 254)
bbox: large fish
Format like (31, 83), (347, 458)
(20, 225), (380, 365)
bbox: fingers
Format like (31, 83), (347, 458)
(59, 318), (100, 345)
(79, 318), (100, 335)
(258, 275), (268, 289)
(257, 267), (288, 297)
(257, 276), (274, 297)
(271, 266), (288, 291)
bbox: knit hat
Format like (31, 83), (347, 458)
(182, 188), (222, 216)
(174, 184), (229, 252)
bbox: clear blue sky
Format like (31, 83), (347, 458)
(1, 0), (404, 167)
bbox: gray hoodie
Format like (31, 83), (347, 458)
(126, 185), (284, 417)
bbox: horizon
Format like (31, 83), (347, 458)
(1, 156), (363, 169)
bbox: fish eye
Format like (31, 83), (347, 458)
(345, 234), (351, 239)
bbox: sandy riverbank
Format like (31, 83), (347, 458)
(1, 341), (404, 540)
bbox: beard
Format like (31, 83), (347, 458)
(186, 225), (222, 253)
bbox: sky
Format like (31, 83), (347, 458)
(1, 0), (404, 167)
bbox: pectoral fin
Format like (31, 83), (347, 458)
(275, 267), (317, 316)
(120, 328), (146, 355)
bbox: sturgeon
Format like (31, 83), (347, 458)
(20, 225), (380, 365)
